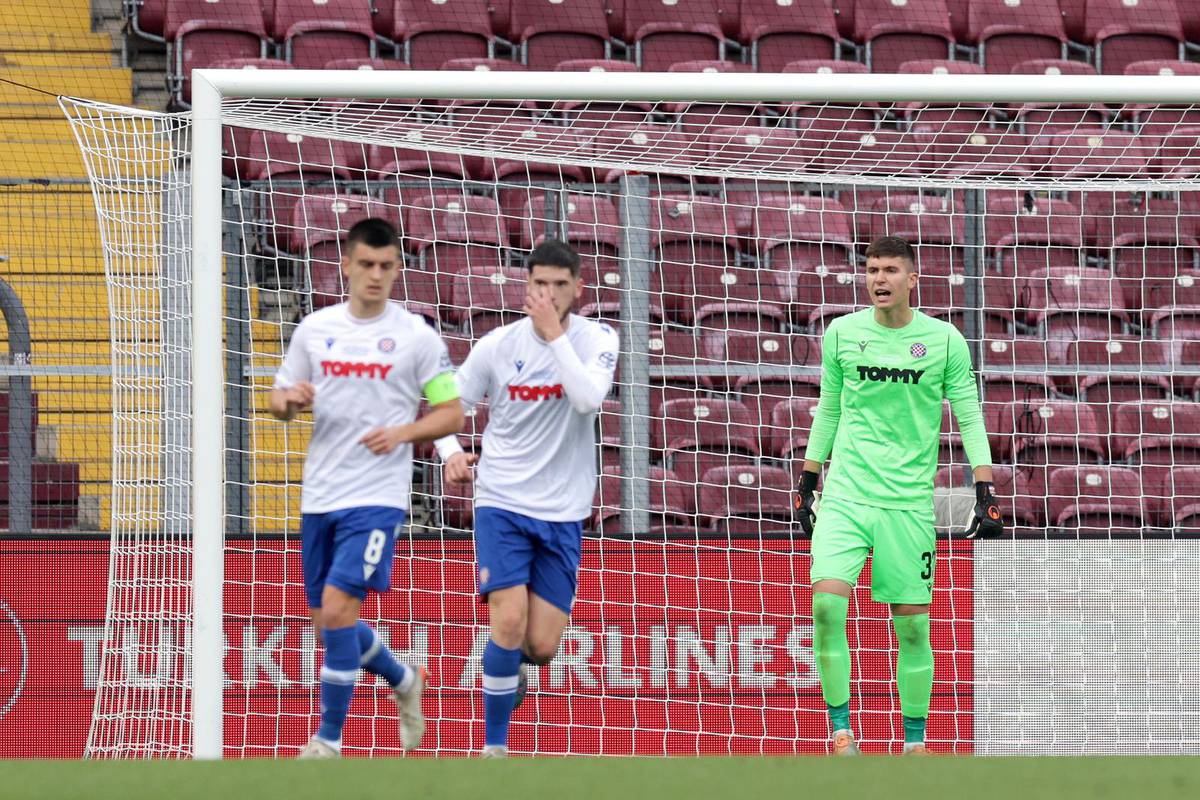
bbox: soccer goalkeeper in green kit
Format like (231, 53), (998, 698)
(795, 236), (1005, 755)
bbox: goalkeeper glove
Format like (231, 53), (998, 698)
(964, 481), (1005, 539)
(794, 470), (819, 537)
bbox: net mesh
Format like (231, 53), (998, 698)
(63, 83), (1200, 757)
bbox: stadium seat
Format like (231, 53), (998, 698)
(215, 60), (295, 178)
(1121, 61), (1200, 134)
(1083, 0), (1184, 75)
(1007, 398), (1106, 467)
(1111, 400), (1200, 464)
(1027, 128), (1155, 180)
(404, 193), (506, 276)
(623, 0), (727, 72)
(165, 0), (269, 106)
(431, 59), (537, 125)
(983, 195), (1084, 277)
(289, 193), (388, 306)
(475, 123), (591, 235)
(392, 0), (494, 68)
(866, 194), (964, 274)
(1166, 466), (1200, 531)
(853, 0), (954, 73)
(782, 59), (869, 76)
(665, 65), (759, 136)
(1011, 103), (1112, 139)
(699, 465), (795, 533)
(819, 127), (930, 179)
(754, 195), (855, 274)
(648, 325), (700, 367)
(771, 396), (822, 459)
(553, 60), (652, 128)
(1067, 337), (1174, 404)
(738, 0), (840, 71)
(1110, 215), (1200, 314)
(650, 195), (742, 322)
(1023, 266), (1131, 339)
(271, 0), (376, 69)
(1154, 124), (1200, 179)
(131, 0), (167, 41)
(439, 469), (475, 529)
(654, 397), (760, 484)
(790, 264), (862, 315)
(1046, 465), (1149, 536)
(451, 266), (528, 335)
(369, 127), (471, 209)
(593, 466), (694, 534)
(936, 463), (1041, 531)
(0, 393), (38, 460)
(519, 194), (622, 309)
(1010, 58), (1097, 77)
(967, 0), (1068, 75)
(510, 0), (610, 69)
(592, 124), (702, 189)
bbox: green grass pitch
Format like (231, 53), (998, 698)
(4, 756), (1199, 800)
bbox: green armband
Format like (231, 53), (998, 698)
(422, 371), (459, 405)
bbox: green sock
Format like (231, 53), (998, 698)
(903, 715), (927, 745)
(812, 593), (851, 732)
(893, 613), (933, 743)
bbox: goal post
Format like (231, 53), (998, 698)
(65, 69), (1200, 759)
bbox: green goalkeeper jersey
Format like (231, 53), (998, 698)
(803, 308), (992, 511)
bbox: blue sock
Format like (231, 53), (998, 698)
(482, 639), (522, 747)
(356, 621), (412, 690)
(520, 651), (535, 667)
(317, 625), (360, 744)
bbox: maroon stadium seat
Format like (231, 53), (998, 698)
(593, 466), (694, 532)
(404, 192), (506, 272)
(451, 266), (528, 334)
(1121, 61), (1200, 134)
(1111, 399), (1200, 464)
(654, 396), (758, 455)
(754, 195), (855, 273)
(665, 65), (759, 136)
(790, 265), (863, 318)
(1111, 214), (1200, 314)
(1007, 398), (1107, 467)
(553, 60), (652, 129)
(1027, 128), (1155, 180)
(623, 0), (726, 72)
(1023, 266), (1131, 339)
(699, 465), (795, 533)
(1083, 0), (1184, 75)
(968, 0), (1067, 75)
(1011, 58), (1097, 77)
(854, 0), (954, 73)
(651, 195), (741, 321)
(392, 0), (493, 68)
(1068, 337), (1174, 405)
(369, 127), (472, 209)
(591, 124), (702, 189)
(1046, 465), (1149, 536)
(739, 0), (840, 71)
(166, 0), (268, 106)
(132, 0), (168, 41)
(271, 0), (375, 69)
(519, 194), (622, 309)
(289, 193), (388, 306)
(936, 463), (1041, 531)
(510, 0), (610, 69)
(771, 396), (822, 459)
(1166, 466), (1200, 532)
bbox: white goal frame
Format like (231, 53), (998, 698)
(189, 69), (1200, 759)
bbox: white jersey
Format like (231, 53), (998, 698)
(445, 315), (619, 522)
(274, 302), (453, 514)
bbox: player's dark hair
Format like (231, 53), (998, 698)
(346, 217), (398, 252)
(527, 238), (581, 278)
(865, 235), (916, 267)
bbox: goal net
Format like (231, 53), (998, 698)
(62, 69), (1200, 758)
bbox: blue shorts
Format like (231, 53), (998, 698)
(301, 506), (406, 608)
(474, 506), (583, 615)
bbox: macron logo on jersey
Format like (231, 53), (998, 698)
(856, 365), (926, 385)
(320, 360), (394, 380)
(508, 383), (565, 401)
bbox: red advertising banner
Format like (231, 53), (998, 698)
(0, 538), (973, 758)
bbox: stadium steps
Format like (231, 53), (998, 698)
(0, 30), (116, 69)
(0, 67), (132, 108)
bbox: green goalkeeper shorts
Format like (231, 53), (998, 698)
(809, 495), (937, 604)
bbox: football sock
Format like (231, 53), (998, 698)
(355, 621), (414, 692)
(482, 639), (523, 747)
(893, 613), (933, 744)
(317, 625), (361, 745)
(812, 593), (852, 732)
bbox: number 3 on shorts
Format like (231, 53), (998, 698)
(920, 551), (934, 581)
(364, 528), (386, 566)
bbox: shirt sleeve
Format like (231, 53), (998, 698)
(412, 322), (458, 402)
(273, 320), (312, 390)
(433, 333), (495, 461)
(802, 323), (843, 466)
(944, 329), (993, 471)
(549, 322), (619, 415)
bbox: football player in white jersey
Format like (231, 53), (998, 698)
(435, 239), (619, 758)
(270, 218), (464, 759)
